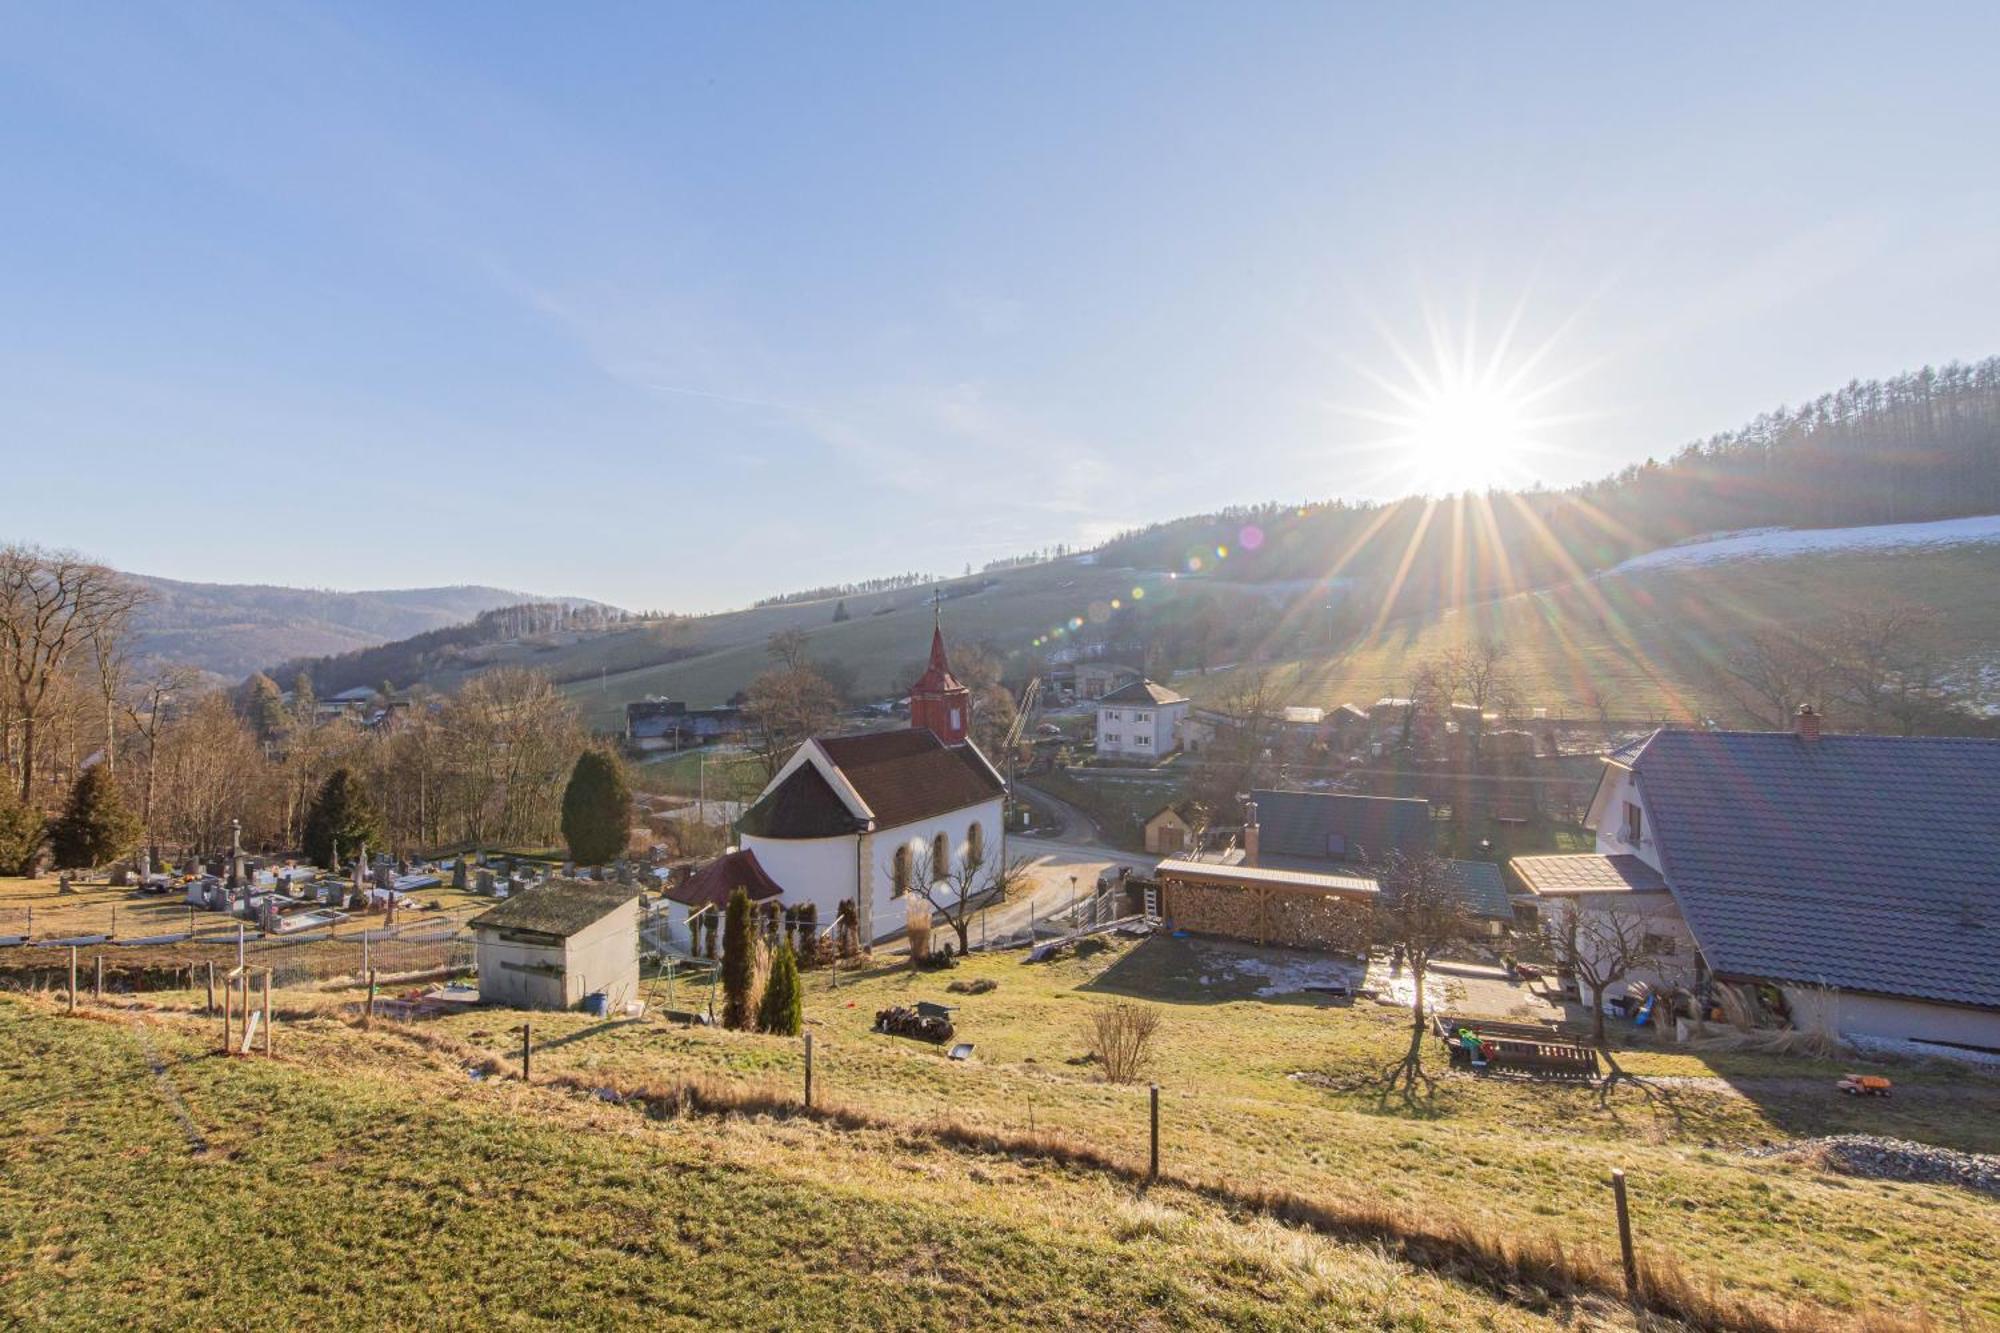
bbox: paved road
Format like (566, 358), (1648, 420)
(947, 783), (1155, 950)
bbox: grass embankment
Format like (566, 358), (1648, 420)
(0, 997), (1591, 1331)
(420, 936), (2000, 1328)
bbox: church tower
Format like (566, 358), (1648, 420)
(908, 602), (971, 745)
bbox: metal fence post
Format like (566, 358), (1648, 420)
(1148, 1083), (1160, 1183)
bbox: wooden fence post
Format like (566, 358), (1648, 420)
(94, 954), (103, 1001)
(68, 946), (77, 1014)
(362, 929), (370, 980)
(365, 970), (377, 1029)
(804, 1032), (814, 1110)
(222, 975), (232, 1054)
(1611, 1168), (1638, 1301)
(263, 971), (274, 1057)
(521, 1022), (532, 1083)
(1149, 1083), (1160, 1184)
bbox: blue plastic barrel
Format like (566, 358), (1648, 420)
(584, 991), (609, 1017)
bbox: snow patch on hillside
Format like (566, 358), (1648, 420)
(1608, 514), (2000, 575)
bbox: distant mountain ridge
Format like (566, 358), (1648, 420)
(127, 576), (609, 679)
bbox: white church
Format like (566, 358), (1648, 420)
(733, 616), (1007, 943)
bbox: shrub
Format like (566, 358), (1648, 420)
(1085, 1002), (1162, 1084)
(758, 943), (803, 1036)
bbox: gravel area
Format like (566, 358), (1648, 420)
(1747, 1135), (2000, 1197)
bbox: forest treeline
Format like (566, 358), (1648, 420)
(1096, 358), (2000, 615)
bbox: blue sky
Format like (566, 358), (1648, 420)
(4, 3), (1998, 611)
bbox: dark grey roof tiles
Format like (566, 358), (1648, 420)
(1630, 729), (2000, 1009)
(1251, 790), (1432, 863)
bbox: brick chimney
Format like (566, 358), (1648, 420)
(1795, 703), (1821, 743)
(1241, 800), (1260, 867)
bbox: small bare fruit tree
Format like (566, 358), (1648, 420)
(1367, 848), (1469, 1099)
(915, 838), (1031, 956)
(1085, 1002), (1162, 1084)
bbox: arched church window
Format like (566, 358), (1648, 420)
(892, 844), (912, 897)
(932, 831), (950, 878)
(966, 822), (985, 867)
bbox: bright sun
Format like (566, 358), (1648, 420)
(1404, 380), (1528, 492)
(1336, 303), (1581, 497)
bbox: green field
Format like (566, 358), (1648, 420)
(7, 928), (1992, 1329)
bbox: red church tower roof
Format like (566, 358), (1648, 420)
(908, 603), (971, 744)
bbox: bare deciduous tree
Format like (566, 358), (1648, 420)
(0, 545), (145, 803)
(915, 832), (1029, 955)
(1367, 848), (1470, 1099)
(743, 665), (839, 781)
(1543, 895), (1676, 1050)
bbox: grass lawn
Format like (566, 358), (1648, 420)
(5, 931), (1994, 1328)
(0, 997), (1592, 1331)
(410, 935), (2000, 1327)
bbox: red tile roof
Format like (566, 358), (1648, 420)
(816, 730), (1003, 829)
(671, 849), (785, 911)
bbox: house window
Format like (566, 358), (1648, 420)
(1642, 932), (1678, 957)
(1135, 735), (1151, 747)
(1135, 711), (1151, 723)
(1104, 732), (1121, 744)
(1105, 709), (1121, 721)
(949, 707), (961, 730)
(1624, 801), (1643, 845)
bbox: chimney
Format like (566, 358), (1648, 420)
(1795, 704), (1821, 744)
(1242, 800), (1260, 867)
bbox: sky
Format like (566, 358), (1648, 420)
(4, 2), (1999, 612)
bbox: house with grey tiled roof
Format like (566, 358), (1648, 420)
(1513, 708), (2000, 1057)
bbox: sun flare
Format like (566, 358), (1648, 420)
(1402, 380), (1529, 492)
(1335, 302), (1589, 497)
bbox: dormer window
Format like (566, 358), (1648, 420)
(1624, 801), (1644, 845)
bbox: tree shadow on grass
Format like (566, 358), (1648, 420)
(1075, 933), (1361, 1009)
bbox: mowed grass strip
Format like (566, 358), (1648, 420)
(0, 998), (1582, 1331)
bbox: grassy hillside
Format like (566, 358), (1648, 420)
(1182, 544), (2000, 723)
(6, 931), (1993, 1329)
(538, 543), (2000, 734)
(3, 995), (1609, 1331)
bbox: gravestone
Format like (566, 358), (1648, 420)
(452, 857), (469, 891)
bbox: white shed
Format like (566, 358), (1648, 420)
(470, 879), (641, 1013)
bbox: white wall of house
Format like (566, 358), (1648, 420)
(741, 796), (1004, 945)
(1545, 889), (1697, 1011)
(1587, 766), (1664, 873)
(1783, 987), (2000, 1053)
(1095, 699), (1187, 759)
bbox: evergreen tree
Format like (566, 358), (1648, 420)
(0, 783), (45, 876)
(241, 672), (289, 745)
(831, 599), (850, 623)
(302, 767), (382, 869)
(48, 766), (139, 870)
(560, 749), (630, 867)
(721, 887), (755, 1030)
(758, 942), (803, 1036)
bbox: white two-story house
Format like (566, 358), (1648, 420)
(1094, 679), (1189, 760)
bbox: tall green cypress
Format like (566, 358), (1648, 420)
(302, 768), (382, 869)
(721, 887), (755, 1030)
(560, 749), (630, 867)
(48, 767), (139, 871)
(757, 942), (803, 1036)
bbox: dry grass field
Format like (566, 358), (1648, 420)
(3, 902), (1993, 1329)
